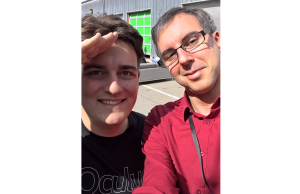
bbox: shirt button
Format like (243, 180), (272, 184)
(201, 152), (204, 156)
(205, 120), (210, 124)
(196, 189), (201, 194)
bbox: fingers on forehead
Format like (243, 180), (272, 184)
(82, 33), (101, 50)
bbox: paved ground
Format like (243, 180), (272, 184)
(133, 78), (185, 115)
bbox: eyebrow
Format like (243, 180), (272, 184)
(82, 64), (137, 71)
(161, 30), (199, 56)
(118, 64), (138, 71)
(83, 64), (106, 71)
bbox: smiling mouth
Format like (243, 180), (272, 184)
(99, 99), (125, 105)
(185, 68), (204, 76)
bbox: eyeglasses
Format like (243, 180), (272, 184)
(157, 29), (210, 68)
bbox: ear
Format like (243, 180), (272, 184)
(212, 31), (221, 50)
(137, 71), (140, 79)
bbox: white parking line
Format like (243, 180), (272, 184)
(142, 85), (180, 100)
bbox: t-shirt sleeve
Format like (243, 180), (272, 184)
(133, 107), (180, 194)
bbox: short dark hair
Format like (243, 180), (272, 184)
(152, 7), (217, 57)
(82, 14), (144, 68)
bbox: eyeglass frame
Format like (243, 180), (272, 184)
(157, 29), (211, 68)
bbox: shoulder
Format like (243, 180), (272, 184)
(128, 111), (146, 131)
(144, 99), (183, 130)
(130, 111), (146, 122)
(147, 99), (182, 120)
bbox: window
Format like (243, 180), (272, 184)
(129, 10), (151, 55)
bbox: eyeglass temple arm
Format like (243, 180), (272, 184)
(203, 29), (211, 35)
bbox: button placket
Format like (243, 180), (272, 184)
(205, 119), (210, 125)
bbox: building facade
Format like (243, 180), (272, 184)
(81, 0), (220, 58)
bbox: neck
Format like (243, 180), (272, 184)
(186, 78), (220, 116)
(81, 106), (129, 137)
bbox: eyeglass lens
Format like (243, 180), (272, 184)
(162, 31), (205, 67)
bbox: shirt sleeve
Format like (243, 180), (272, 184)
(133, 108), (180, 194)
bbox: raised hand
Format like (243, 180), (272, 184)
(81, 32), (118, 65)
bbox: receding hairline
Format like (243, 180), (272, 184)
(156, 13), (204, 52)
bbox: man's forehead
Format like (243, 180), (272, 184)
(113, 40), (136, 53)
(157, 14), (203, 52)
(83, 63), (138, 71)
(159, 14), (201, 35)
(95, 40), (135, 57)
(84, 40), (138, 69)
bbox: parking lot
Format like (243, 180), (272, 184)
(133, 78), (185, 116)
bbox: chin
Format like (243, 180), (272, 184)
(186, 85), (212, 95)
(189, 79), (217, 93)
(104, 112), (127, 125)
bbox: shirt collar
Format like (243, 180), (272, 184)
(182, 91), (193, 121)
(182, 91), (220, 121)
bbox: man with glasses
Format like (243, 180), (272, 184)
(133, 7), (220, 194)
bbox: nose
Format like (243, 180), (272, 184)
(177, 47), (194, 66)
(109, 81), (123, 95)
(104, 75), (123, 95)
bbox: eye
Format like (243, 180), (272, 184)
(189, 38), (198, 44)
(183, 33), (202, 49)
(164, 50), (177, 61)
(82, 71), (107, 80)
(186, 37), (199, 47)
(120, 71), (134, 77)
(87, 71), (105, 76)
(169, 51), (177, 57)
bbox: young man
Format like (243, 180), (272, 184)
(133, 7), (221, 194)
(81, 14), (146, 194)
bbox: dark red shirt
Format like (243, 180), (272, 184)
(133, 92), (220, 194)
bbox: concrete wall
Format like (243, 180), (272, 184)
(81, 0), (220, 57)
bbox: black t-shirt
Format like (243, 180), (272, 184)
(82, 111), (146, 194)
